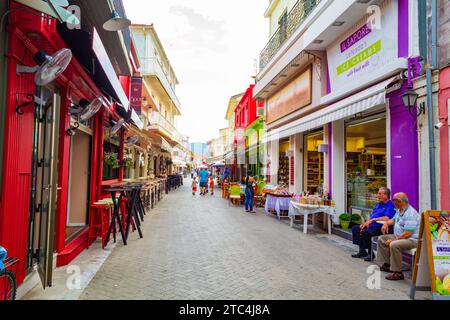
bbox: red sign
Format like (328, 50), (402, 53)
(130, 76), (143, 114)
(290, 157), (295, 186)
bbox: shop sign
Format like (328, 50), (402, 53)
(412, 211), (450, 299)
(266, 66), (312, 124)
(327, 0), (398, 93)
(130, 76), (143, 114)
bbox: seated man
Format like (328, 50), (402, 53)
(377, 192), (420, 281)
(351, 187), (396, 261)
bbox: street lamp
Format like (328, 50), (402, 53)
(103, 0), (131, 31)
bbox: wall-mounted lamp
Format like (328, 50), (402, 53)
(103, 0), (131, 31)
(401, 88), (424, 117)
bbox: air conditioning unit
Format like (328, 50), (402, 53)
(257, 107), (264, 117)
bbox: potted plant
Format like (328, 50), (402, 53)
(104, 152), (119, 169)
(350, 214), (362, 227)
(339, 213), (351, 230)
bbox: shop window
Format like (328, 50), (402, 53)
(346, 116), (387, 212)
(102, 142), (120, 181)
(278, 139), (290, 186)
(304, 132), (324, 194)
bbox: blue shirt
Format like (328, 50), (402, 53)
(199, 170), (209, 183)
(393, 205), (420, 240)
(369, 200), (396, 228)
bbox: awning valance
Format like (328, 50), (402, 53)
(262, 77), (395, 143)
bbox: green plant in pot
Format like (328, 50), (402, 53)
(351, 214), (362, 225)
(339, 213), (351, 230)
(104, 152), (119, 169)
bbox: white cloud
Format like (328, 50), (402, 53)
(124, 0), (268, 142)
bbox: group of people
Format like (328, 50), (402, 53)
(191, 168), (214, 196)
(351, 187), (420, 281)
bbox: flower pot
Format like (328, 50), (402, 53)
(340, 220), (350, 230)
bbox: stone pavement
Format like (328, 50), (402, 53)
(79, 179), (418, 300)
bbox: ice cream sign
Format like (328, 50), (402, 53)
(326, 0), (398, 92)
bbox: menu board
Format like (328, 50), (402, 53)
(411, 211), (450, 300)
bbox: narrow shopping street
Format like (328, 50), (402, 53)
(77, 179), (411, 300)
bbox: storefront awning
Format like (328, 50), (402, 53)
(262, 77), (395, 143)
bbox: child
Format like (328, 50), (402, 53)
(209, 176), (214, 195)
(192, 177), (198, 196)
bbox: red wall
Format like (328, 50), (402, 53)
(439, 67), (450, 209)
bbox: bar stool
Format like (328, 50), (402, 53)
(89, 203), (112, 249)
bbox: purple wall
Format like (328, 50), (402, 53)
(328, 122), (333, 199)
(387, 82), (419, 209)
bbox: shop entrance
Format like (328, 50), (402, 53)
(345, 115), (387, 214)
(27, 88), (61, 288)
(304, 131), (324, 194)
(66, 129), (92, 243)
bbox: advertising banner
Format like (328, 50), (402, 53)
(267, 66), (312, 124)
(130, 76), (143, 114)
(326, 0), (398, 93)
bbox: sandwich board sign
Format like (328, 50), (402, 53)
(410, 211), (450, 300)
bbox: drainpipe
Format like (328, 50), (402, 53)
(425, 0), (437, 209)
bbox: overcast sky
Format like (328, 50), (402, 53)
(123, 0), (268, 143)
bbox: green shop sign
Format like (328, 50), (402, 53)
(337, 40), (382, 75)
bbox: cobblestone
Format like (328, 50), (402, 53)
(79, 179), (413, 300)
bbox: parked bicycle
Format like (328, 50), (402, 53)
(0, 246), (18, 301)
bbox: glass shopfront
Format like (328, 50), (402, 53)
(304, 131), (324, 194)
(278, 139), (290, 186)
(346, 115), (387, 212)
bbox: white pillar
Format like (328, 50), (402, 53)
(290, 133), (303, 193)
(332, 120), (346, 223)
(269, 138), (279, 185)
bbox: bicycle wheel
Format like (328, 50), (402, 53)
(0, 269), (17, 301)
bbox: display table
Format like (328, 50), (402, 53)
(265, 193), (293, 218)
(288, 201), (336, 235)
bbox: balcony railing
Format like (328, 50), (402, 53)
(140, 57), (181, 109)
(148, 111), (184, 145)
(259, 0), (320, 70)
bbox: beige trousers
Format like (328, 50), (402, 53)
(377, 235), (417, 272)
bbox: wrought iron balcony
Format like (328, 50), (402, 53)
(259, 0), (320, 70)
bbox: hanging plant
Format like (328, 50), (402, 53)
(104, 152), (119, 169)
(122, 156), (134, 168)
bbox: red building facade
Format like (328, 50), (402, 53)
(0, 1), (137, 290)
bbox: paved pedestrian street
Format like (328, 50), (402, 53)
(78, 179), (413, 300)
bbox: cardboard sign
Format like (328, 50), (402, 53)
(411, 211), (450, 300)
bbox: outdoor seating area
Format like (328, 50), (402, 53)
(88, 177), (170, 249)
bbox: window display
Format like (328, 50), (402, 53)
(305, 132), (324, 194)
(278, 140), (290, 186)
(346, 116), (386, 211)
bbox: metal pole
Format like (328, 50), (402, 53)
(425, 0), (438, 209)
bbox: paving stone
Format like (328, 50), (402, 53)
(79, 179), (412, 300)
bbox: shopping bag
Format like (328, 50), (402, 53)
(0, 246), (7, 270)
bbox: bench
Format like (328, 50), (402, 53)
(371, 237), (417, 272)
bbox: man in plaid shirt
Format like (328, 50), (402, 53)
(377, 192), (420, 281)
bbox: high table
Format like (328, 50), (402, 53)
(288, 201), (336, 235)
(264, 193), (293, 219)
(103, 187), (128, 247)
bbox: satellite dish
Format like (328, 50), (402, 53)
(35, 49), (72, 86)
(125, 135), (139, 145)
(110, 118), (125, 136)
(103, 9), (131, 31)
(80, 97), (104, 121)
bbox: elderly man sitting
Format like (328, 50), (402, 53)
(351, 187), (396, 261)
(377, 192), (420, 281)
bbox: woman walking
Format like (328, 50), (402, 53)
(244, 170), (256, 213)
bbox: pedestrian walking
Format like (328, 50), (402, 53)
(192, 177), (198, 196)
(244, 170), (256, 213)
(199, 167), (209, 195)
(209, 176), (214, 195)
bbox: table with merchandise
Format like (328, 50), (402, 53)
(288, 198), (336, 235)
